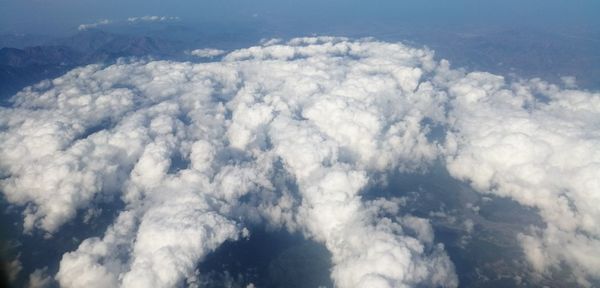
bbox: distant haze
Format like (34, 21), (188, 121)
(1, 0), (600, 35)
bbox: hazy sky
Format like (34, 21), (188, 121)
(1, 0), (599, 35)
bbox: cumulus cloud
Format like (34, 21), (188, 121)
(0, 37), (455, 287)
(443, 71), (600, 286)
(1, 36), (599, 287)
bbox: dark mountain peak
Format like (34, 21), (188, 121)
(52, 29), (121, 52)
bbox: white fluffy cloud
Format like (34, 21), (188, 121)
(1, 37), (599, 287)
(443, 72), (600, 286)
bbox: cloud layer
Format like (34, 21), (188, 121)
(443, 72), (600, 285)
(1, 37), (599, 287)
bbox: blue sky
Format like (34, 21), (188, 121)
(1, 0), (599, 35)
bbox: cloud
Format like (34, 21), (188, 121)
(6, 256), (22, 283)
(78, 16), (178, 31)
(561, 75), (578, 88)
(2, 37), (599, 287)
(27, 267), (53, 288)
(78, 19), (112, 31)
(187, 48), (226, 58)
(1, 37), (456, 287)
(443, 72), (600, 286)
(127, 16), (180, 23)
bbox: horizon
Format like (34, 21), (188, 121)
(2, 0), (600, 36)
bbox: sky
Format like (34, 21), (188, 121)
(1, 0), (600, 35)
